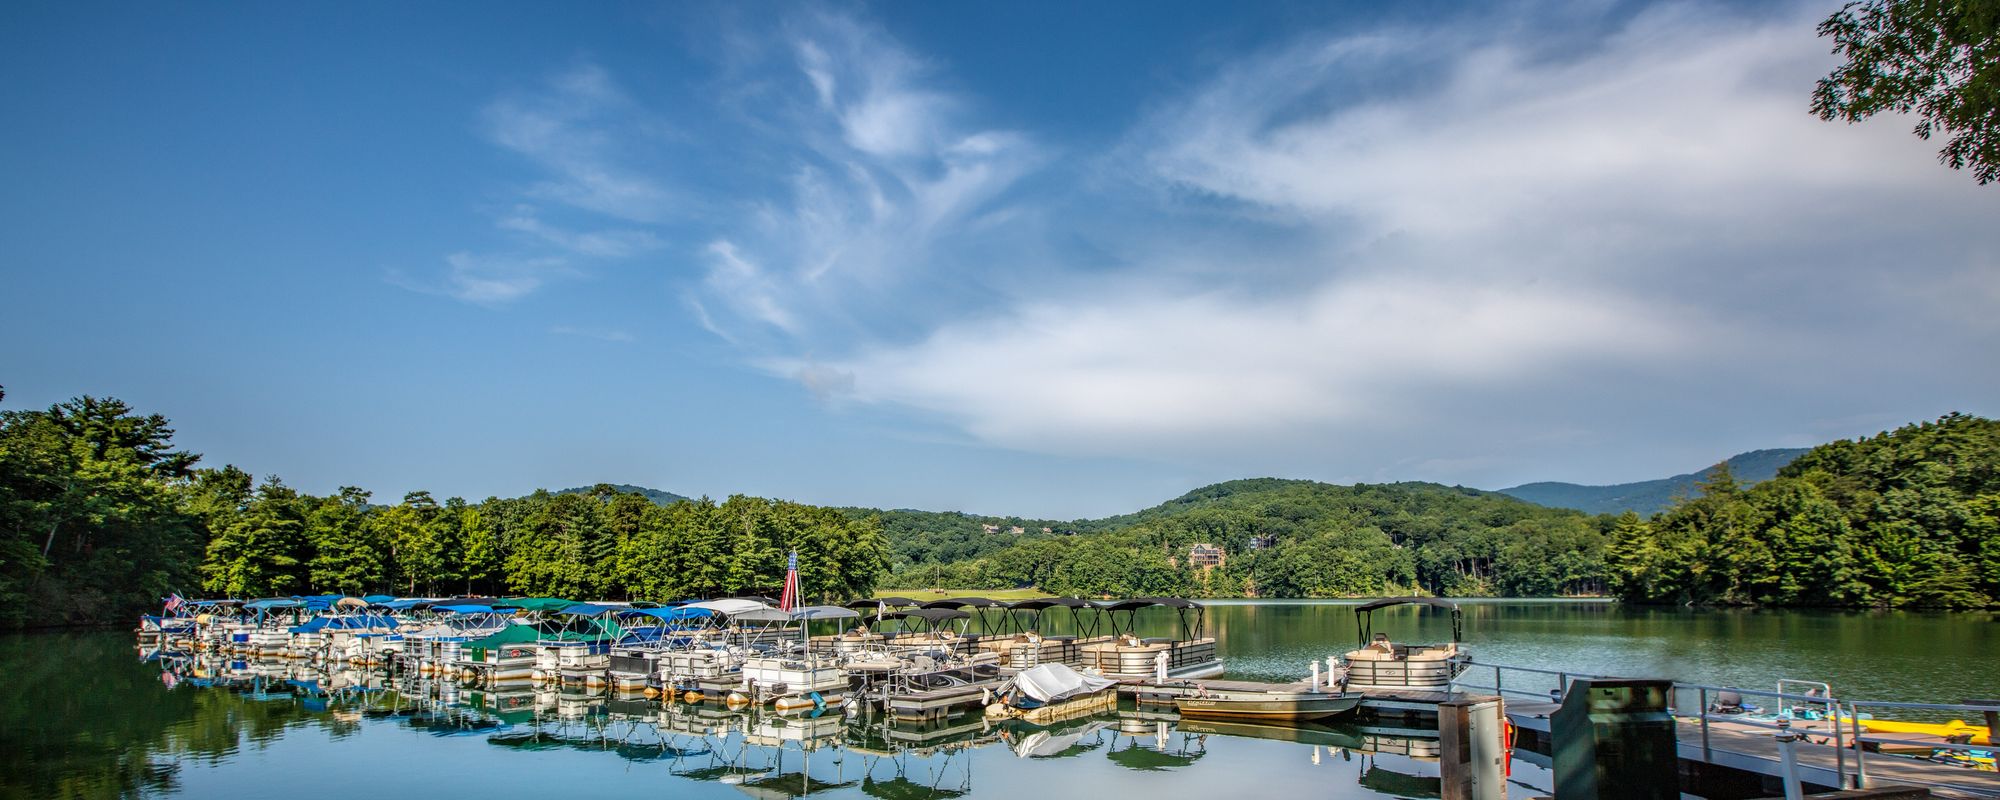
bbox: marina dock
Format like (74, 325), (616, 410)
(1468, 663), (2000, 800)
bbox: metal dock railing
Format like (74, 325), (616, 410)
(1453, 660), (2000, 799)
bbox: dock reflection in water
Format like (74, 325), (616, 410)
(80, 642), (1483, 800)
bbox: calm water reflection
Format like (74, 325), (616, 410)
(5, 601), (1992, 800)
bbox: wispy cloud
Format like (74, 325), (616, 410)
(399, 64), (678, 306)
(498, 206), (663, 259)
(390, 252), (571, 306)
(549, 325), (636, 343)
(688, 11), (1043, 343)
(482, 64), (676, 223)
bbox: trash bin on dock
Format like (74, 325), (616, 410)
(1551, 678), (1677, 800)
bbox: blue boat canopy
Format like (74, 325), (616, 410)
(244, 598), (302, 610)
(432, 603), (498, 615)
(377, 598), (429, 610)
(618, 606), (714, 622)
(556, 603), (621, 617)
(362, 594), (395, 604)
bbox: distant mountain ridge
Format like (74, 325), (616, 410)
(553, 483), (689, 505)
(1497, 448), (1809, 516)
(554, 448), (1809, 523)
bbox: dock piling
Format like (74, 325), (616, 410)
(1777, 718), (1806, 800)
(1439, 696), (1506, 800)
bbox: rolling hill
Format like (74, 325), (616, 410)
(554, 483), (690, 506)
(1497, 448), (1808, 516)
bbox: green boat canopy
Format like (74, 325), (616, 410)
(464, 625), (540, 649)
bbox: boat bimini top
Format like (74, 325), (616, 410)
(1353, 597), (1461, 647)
(1095, 597), (1205, 640)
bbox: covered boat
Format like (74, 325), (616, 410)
(1339, 597), (1469, 692)
(986, 663), (1119, 722)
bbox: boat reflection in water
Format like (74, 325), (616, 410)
(138, 650), (1471, 799)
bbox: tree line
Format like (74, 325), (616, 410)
(1605, 413), (1998, 608)
(0, 390), (888, 628)
(5, 386), (1991, 626)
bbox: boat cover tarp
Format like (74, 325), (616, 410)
(362, 595), (396, 604)
(1012, 664), (1115, 704)
(554, 603), (620, 617)
(376, 598), (430, 610)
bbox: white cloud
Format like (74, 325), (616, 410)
(388, 252), (570, 306)
(789, 2), (2000, 480)
(703, 240), (801, 334)
(482, 64), (675, 223)
(498, 207), (663, 259)
(815, 276), (1697, 458)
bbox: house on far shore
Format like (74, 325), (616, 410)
(1188, 543), (1225, 569)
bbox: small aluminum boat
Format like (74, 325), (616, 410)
(1174, 687), (1362, 721)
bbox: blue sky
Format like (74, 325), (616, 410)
(3, 1), (1996, 519)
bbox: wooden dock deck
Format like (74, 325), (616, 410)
(1505, 704), (2000, 799)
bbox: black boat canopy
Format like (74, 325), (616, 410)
(1354, 596), (1462, 646)
(847, 597), (920, 609)
(918, 597), (1003, 608)
(1354, 597), (1458, 613)
(1006, 597), (1094, 610)
(884, 608), (970, 623)
(1094, 597), (1200, 612)
(1096, 597), (1205, 639)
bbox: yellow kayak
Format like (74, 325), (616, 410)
(1843, 717), (1992, 745)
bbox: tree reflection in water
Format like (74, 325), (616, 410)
(0, 632), (1454, 800)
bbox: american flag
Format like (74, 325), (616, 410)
(779, 550), (800, 612)
(163, 593), (184, 615)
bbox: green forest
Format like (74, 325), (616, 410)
(0, 390), (888, 628)
(2, 385), (1994, 629)
(878, 416), (2000, 609)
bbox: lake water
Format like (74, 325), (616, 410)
(5, 601), (1993, 800)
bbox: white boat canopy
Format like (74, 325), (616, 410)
(683, 598), (775, 616)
